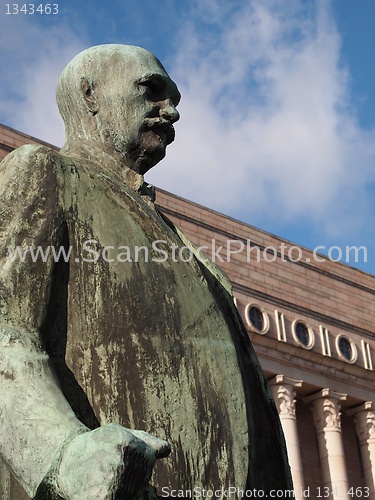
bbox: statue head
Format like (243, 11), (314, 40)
(56, 44), (181, 174)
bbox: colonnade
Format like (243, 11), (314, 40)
(269, 376), (375, 500)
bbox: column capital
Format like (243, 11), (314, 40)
(269, 375), (302, 419)
(304, 389), (347, 432)
(348, 402), (375, 444)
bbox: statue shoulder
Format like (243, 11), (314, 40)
(0, 144), (66, 191)
(0, 143), (64, 168)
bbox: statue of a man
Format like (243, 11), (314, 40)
(0, 45), (292, 499)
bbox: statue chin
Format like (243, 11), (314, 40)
(108, 131), (169, 175)
(133, 144), (168, 175)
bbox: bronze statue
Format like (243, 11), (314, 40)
(0, 45), (292, 499)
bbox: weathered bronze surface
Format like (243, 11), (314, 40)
(0, 45), (293, 499)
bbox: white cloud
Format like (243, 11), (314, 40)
(147, 0), (375, 242)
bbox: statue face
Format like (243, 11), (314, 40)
(98, 50), (181, 175)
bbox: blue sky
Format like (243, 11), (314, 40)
(1, 0), (375, 275)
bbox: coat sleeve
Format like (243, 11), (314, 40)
(0, 145), (88, 497)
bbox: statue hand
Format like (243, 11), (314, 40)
(54, 423), (170, 499)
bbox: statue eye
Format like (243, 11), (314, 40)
(144, 82), (158, 95)
(139, 79), (165, 101)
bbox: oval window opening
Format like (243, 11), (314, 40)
(245, 304), (269, 335)
(295, 322), (310, 347)
(335, 334), (357, 364)
(338, 336), (352, 361)
(249, 306), (264, 331)
(291, 319), (314, 350)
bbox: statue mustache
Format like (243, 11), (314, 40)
(143, 118), (175, 142)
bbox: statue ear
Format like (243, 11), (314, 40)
(81, 77), (98, 115)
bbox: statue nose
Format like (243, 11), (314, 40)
(160, 101), (180, 123)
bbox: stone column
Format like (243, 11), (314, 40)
(304, 389), (349, 500)
(348, 402), (375, 499)
(269, 375), (304, 499)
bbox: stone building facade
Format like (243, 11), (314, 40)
(1, 124), (375, 499)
